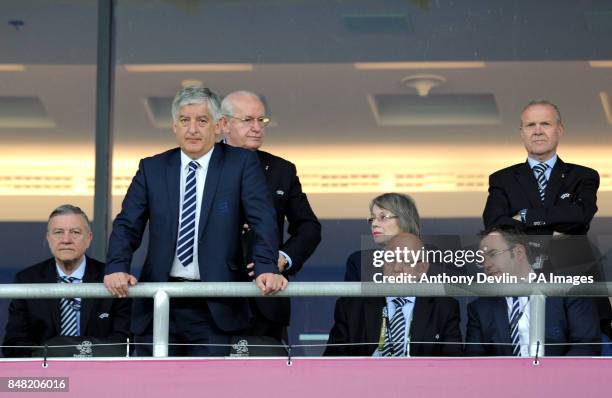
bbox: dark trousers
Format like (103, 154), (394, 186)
(135, 298), (232, 357)
(245, 300), (288, 344)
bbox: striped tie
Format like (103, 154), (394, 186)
(381, 297), (408, 357)
(176, 161), (199, 266)
(532, 163), (549, 202)
(58, 276), (80, 336)
(509, 297), (522, 356)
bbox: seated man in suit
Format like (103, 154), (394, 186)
(324, 232), (462, 357)
(2, 205), (131, 357)
(466, 225), (600, 356)
(220, 91), (321, 343)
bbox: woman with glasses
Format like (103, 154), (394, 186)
(344, 192), (421, 282)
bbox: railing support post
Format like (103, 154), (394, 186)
(153, 290), (170, 358)
(529, 294), (546, 358)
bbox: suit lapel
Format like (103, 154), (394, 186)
(544, 158), (566, 207)
(79, 258), (99, 336)
(198, 144), (224, 238)
(166, 149), (181, 248)
(41, 260), (61, 335)
(409, 297), (431, 355)
(514, 162), (542, 208)
(492, 298), (513, 356)
(364, 298), (386, 353)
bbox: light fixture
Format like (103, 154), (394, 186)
(0, 64), (25, 72)
(354, 61), (486, 70)
(401, 74), (446, 96)
(124, 64), (253, 72)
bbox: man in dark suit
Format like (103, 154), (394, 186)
(220, 91), (321, 342)
(483, 100), (598, 235)
(3, 205), (130, 357)
(104, 86), (286, 356)
(465, 226), (600, 356)
(324, 233), (462, 357)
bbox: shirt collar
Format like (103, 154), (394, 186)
(56, 256), (86, 280)
(180, 146), (215, 170)
(527, 154), (557, 170)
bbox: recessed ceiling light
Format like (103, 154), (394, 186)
(124, 64), (253, 72)
(354, 61), (486, 70)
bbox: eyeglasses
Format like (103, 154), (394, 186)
(225, 114), (271, 127)
(367, 214), (398, 224)
(481, 245), (515, 260)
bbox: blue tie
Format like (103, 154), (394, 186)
(177, 161), (199, 266)
(509, 297), (522, 356)
(58, 276), (80, 336)
(532, 163), (549, 202)
(381, 297), (408, 357)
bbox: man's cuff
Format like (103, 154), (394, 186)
(279, 250), (293, 270)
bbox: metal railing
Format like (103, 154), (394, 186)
(1, 282), (610, 358)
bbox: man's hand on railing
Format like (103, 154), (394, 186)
(104, 272), (138, 298)
(255, 273), (287, 296)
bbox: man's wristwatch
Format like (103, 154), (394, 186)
(519, 209), (527, 223)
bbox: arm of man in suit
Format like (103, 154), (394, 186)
(2, 273), (37, 357)
(108, 297), (132, 342)
(465, 301), (488, 356)
(104, 160), (149, 297)
(2, 298), (36, 358)
(564, 298), (601, 356)
(483, 173), (525, 229)
(440, 298), (463, 356)
(279, 163), (321, 275)
(524, 169), (599, 233)
(323, 298), (352, 356)
(241, 151), (287, 295)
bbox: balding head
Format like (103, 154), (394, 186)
(383, 232), (429, 278)
(220, 91), (268, 151)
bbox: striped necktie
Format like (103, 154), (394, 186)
(58, 276), (81, 336)
(176, 161), (199, 266)
(532, 163), (550, 202)
(509, 297), (522, 356)
(381, 297), (408, 357)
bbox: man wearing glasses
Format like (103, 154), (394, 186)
(220, 91), (321, 343)
(465, 226), (600, 356)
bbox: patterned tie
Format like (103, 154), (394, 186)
(176, 161), (199, 266)
(381, 297), (408, 357)
(58, 276), (81, 336)
(509, 297), (522, 356)
(532, 163), (549, 202)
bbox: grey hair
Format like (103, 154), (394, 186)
(171, 86), (222, 122)
(369, 193), (421, 238)
(220, 90), (263, 117)
(520, 99), (562, 126)
(48, 204), (91, 232)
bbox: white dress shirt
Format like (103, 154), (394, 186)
(56, 257), (86, 336)
(169, 148), (214, 280)
(506, 296), (530, 356)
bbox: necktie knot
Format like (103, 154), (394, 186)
(533, 162), (549, 175)
(392, 297), (408, 309)
(58, 276), (80, 283)
(188, 160), (200, 171)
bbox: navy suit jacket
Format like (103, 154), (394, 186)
(106, 144), (278, 334)
(465, 297), (600, 356)
(2, 257), (131, 357)
(483, 158), (599, 235)
(247, 150), (321, 326)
